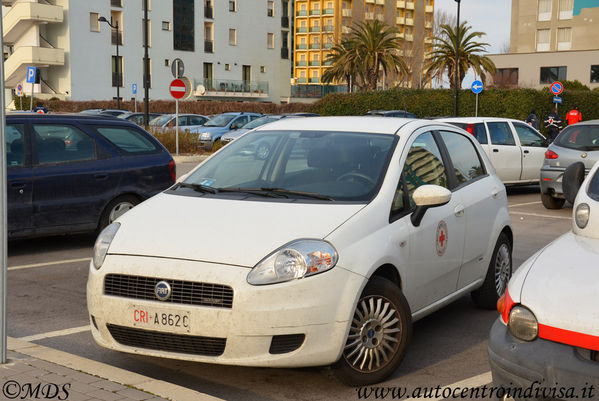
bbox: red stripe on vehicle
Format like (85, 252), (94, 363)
(542, 178), (552, 181)
(538, 324), (599, 351)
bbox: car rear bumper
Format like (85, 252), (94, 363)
(488, 319), (599, 400)
(540, 167), (564, 196)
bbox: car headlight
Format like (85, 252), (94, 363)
(93, 223), (120, 270)
(199, 132), (211, 140)
(508, 305), (538, 341)
(575, 203), (590, 229)
(247, 240), (338, 285)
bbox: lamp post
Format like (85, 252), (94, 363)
(454, 0), (461, 117)
(143, 0), (150, 126)
(99, 16), (121, 110)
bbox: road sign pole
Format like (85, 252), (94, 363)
(475, 93), (479, 117)
(175, 60), (179, 156)
(0, 12), (7, 364)
(30, 82), (34, 112)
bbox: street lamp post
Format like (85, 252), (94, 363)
(99, 17), (121, 110)
(454, 0), (461, 117)
(143, 0), (150, 126)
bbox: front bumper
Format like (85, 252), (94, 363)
(87, 254), (365, 367)
(540, 167), (564, 196)
(488, 319), (599, 400)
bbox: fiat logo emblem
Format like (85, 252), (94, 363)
(154, 281), (172, 301)
(582, 152), (588, 158)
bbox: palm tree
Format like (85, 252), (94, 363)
(426, 22), (496, 89)
(322, 39), (358, 93)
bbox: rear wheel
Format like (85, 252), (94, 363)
(332, 277), (411, 386)
(541, 192), (565, 209)
(471, 233), (512, 309)
(99, 195), (139, 231)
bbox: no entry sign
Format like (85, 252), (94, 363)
(169, 79), (186, 99)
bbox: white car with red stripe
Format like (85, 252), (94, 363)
(489, 161), (599, 396)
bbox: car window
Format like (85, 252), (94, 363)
(230, 117), (248, 130)
(94, 126), (160, 154)
(440, 131), (485, 185)
(513, 122), (546, 147)
(556, 125), (599, 151)
(188, 116), (206, 125)
(6, 124), (25, 167)
(487, 122), (515, 146)
(33, 124), (96, 165)
(447, 122), (488, 144)
(249, 115), (262, 122)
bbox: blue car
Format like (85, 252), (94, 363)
(192, 112), (262, 150)
(6, 113), (175, 239)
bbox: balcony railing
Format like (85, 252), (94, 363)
(323, 25), (334, 32)
(309, 9), (320, 15)
(309, 43), (320, 49)
(405, 18), (414, 25)
(205, 40), (214, 53)
(309, 26), (320, 32)
(205, 6), (214, 18)
(199, 79), (269, 95)
(323, 8), (334, 14)
(296, 61), (307, 66)
(281, 16), (289, 28)
(291, 84), (347, 98)
(296, 10), (307, 16)
(309, 60), (320, 66)
(323, 43), (333, 49)
(281, 47), (289, 59)
(365, 12), (374, 19)
(297, 78), (307, 84)
(396, 17), (405, 24)
(397, 0), (405, 7)
(297, 27), (308, 33)
(111, 30), (123, 45)
(342, 8), (352, 17)
(297, 43), (307, 49)
(406, 1), (415, 9)
(323, 60), (332, 66)
(308, 78), (320, 83)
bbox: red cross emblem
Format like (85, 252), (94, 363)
(436, 221), (448, 256)
(439, 229), (446, 247)
(549, 117), (554, 124)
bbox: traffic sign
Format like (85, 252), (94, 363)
(553, 96), (562, 104)
(471, 80), (484, 94)
(169, 79), (186, 99)
(26, 66), (36, 84)
(171, 58), (184, 78)
(550, 81), (563, 95)
(132, 83), (137, 95)
(15, 84), (23, 97)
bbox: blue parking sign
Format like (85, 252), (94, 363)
(132, 83), (137, 95)
(26, 66), (36, 83)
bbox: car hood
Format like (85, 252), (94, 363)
(520, 231), (599, 336)
(108, 192), (365, 267)
(193, 126), (228, 134)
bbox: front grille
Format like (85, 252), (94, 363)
(104, 274), (233, 308)
(269, 334), (305, 354)
(107, 324), (226, 356)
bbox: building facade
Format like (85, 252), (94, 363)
(292, 0), (434, 88)
(3, 0), (292, 105)
(489, 0), (599, 89)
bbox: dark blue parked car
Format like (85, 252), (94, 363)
(6, 113), (175, 239)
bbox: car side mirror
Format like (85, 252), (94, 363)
(562, 162), (585, 204)
(411, 185), (452, 227)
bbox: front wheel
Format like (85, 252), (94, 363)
(471, 232), (512, 309)
(98, 195), (140, 232)
(332, 277), (412, 386)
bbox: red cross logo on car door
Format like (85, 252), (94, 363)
(436, 220), (448, 256)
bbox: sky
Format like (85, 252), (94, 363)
(433, 1), (512, 88)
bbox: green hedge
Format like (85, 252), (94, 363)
(307, 88), (599, 136)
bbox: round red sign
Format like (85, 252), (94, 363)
(169, 78), (187, 99)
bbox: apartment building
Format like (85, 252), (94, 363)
(489, 0), (599, 89)
(292, 0), (434, 88)
(3, 0), (292, 105)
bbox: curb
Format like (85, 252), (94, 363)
(172, 154), (210, 164)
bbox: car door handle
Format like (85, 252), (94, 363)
(493, 149), (499, 153)
(491, 188), (499, 199)
(10, 182), (26, 189)
(454, 205), (464, 217)
(94, 174), (109, 181)
(523, 150), (530, 154)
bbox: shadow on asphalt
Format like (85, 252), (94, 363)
(8, 234), (96, 257)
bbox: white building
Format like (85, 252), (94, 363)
(3, 0), (292, 105)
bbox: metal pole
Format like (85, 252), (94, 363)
(30, 81), (34, 112)
(454, 0), (461, 117)
(143, 0), (150, 126)
(0, 10), (8, 364)
(116, 20), (120, 110)
(175, 60), (179, 156)
(475, 93), (479, 117)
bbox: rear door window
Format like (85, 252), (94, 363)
(487, 122), (516, 146)
(94, 126), (160, 154)
(512, 122), (546, 147)
(188, 116), (206, 125)
(33, 124), (96, 165)
(7, 124), (25, 167)
(439, 131), (486, 185)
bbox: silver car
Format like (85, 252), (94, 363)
(540, 120), (599, 209)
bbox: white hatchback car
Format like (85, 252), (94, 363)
(489, 161), (599, 395)
(87, 117), (512, 385)
(439, 117), (549, 185)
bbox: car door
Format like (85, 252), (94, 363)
(437, 130), (499, 289)
(390, 130), (466, 313)
(511, 121), (547, 182)
(32, 122), (120, 232)
(6, 122), (34, 235)
(486, 121), (522, 183)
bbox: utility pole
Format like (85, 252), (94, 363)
(454, 0), (461, 117)
(143, 0), (150, 126)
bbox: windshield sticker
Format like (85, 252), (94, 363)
(199, 179), (215, 187)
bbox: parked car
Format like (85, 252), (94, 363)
(6, 113), (175, 239)
(87, 117), (512, 385)
(366, 110), (417, 118)
(439, 117), (549, 185)
(78, 109), (129, 117)
(221, 114), (303, 144)
(191, 112), (263, 150)
(148, 113), (209, 132)
(490, 161), (599, 396)
(117, 112), (163, 126)
(540, 120), (599, 209)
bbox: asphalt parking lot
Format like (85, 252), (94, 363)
(5, 162), (573, 400)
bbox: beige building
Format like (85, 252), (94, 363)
(489, 0), (599, 89)
(292, 0), (434, 88)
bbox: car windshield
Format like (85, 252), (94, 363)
(149, 115), (172, 126)
(204, 115), (236, 127)
(556, 125), (599, 151)
(588, 168), (599, 202)
(242, 116), (279, 130)
(180, 130), (397, 202)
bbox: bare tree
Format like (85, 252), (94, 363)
(499, 39), (511, 54)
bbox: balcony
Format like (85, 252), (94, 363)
(405, 18), (414, 25)
(375, 14), (384, 21)
(308, 77), (320, 83)
(396, 0), (405, 7)
(291, 84), (347, 98)
(323, 8), (334, 15)
(296, 60), (307, 66)
(396, 16), (405, 24)
(366, 0), (375, 3)
(323, 25), (334, 32)
(281, 47), (289, 59)
(376, 0), (385, 4)
(204, 40), (214, 53)
(5, 46), (64, 87)
(405, 34), (413, 41)
(281, 16), (289, 28)
(3, 2), (63, 44)
(342, 26), (351, 34)
(205, 6), (213, 18)
(296, 10), (307, 16)
(309, 9), (321, 15)
(199, 79), (269, 98)
(425, 5), (434, 13)
(323, 43), (333, 49)
(309, 60), (320, 66)
(365, 12), (374, 20)
(406, 2), (415, 10)
(323, 60), (332, 66)
(395, 32), (405, 39)
(111, 30), (123, 46)
(309, 43), (320, 49)
(342, 9), (352, 17)
(425, 20), (433, 28)
(309, 26), (320, 32)
(297, 77), (307, 84)
(424, 37), (433, 44)
(297, 27), (308, 33)
(296, 43), (307, 49)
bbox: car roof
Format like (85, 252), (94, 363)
(6, 113), (139, 125)
(254, 116), (434, 134)
(218, 112), (262, 116)
(438, 117), (522, 123)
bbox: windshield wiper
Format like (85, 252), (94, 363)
(216, 187), (285, 198)
(258, 187), (334, 201)
(178, 182), (218, 194)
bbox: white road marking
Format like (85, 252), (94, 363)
(510, 211), (571, 220)
(426, 371), (493, 400)
(18, 325), (91, 342)
(509, 201), (542, 207)
(8, 257), (90, 271)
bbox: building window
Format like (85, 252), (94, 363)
(111, 0), (122, 7)
(536, 29), (550, 52)
(225, 63), (231, 71)
(162, 21), (171, 31)
(267, 1), (274, 17)
(229, 0), (236, 11)
(540, 66), (567, 84)
(90, 12), (100, 32)
(204, 62), (213, 89)
(591, 65), (599, 83)
(143, 19), (151, 47)
(205, 22), (214, 53)
(267, 32), (274, 49)
(229, 29), (237, 45)
(493, 68), (519, 87)
(559, 0), (573, 19)
(538, 0), (551, 21)
(557, 27), (571, 51)
(112, 55), (123, 87)
(260, 66), (266, 73)
(173, 0), (194, 51)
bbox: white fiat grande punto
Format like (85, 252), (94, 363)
(87, 117), (513, 385)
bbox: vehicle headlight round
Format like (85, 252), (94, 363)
(247, 240), (338, 285)
(575, 203), (590, 229)
(199, 132), (211, 140)
(92, 223), (120, 270)
(508, 306), (538, 341)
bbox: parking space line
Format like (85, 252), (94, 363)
(8, 257), (90, 271)
(510, 211), (571, 220)
(509, 201), (542, 207)
(427, 371), (492, 401)
(18, 325), (91, 342)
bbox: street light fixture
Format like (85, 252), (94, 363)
(454, 0), (461, 117)
(99, 16), (121, 110)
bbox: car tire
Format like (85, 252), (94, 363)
(541, 192), (565, 209)
(471, 232), (512, 309)
(99, 195), (140, 232)
(332, 276), (412, 386)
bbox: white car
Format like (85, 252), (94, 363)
(439, 117), (549, 185)
(490, 161), (599, 394)
(87, 117), (512, 385)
